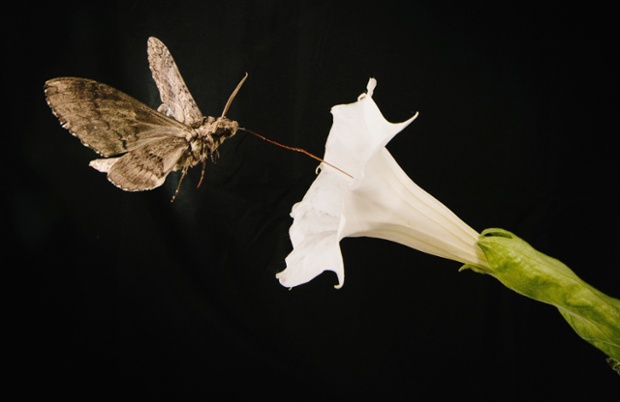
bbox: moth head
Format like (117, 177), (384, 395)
(212, 117), (239, 145)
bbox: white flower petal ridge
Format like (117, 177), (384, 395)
(276, 78), (489, 289)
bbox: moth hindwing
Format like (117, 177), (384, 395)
(44, 36), (247, 201)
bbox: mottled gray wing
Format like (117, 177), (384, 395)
(103, 136), (189, 191)
(147, 36), (204, 126)
(45, 77), (192, 157)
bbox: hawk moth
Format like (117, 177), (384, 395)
(45, 36), (247, 201)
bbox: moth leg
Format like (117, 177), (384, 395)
(171, 164), (190, 202)
(210, 148), (221, 162)
(197, 159), (207, 189)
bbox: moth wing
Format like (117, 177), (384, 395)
(101, 136), (189, 191)
(147, 36), (204, 126)
(89, 157), (120, 173)
(44, 77), (192, 157)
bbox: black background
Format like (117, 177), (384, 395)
(9, 1), (619, 399)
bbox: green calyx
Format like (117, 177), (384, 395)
(461, 228), (620, 365)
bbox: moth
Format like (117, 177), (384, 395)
(45, 36), (247, 201)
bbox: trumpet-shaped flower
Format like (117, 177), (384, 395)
(276, 78), (620, 371)
(277, 78), (489, 288)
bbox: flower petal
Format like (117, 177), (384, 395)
(278, 78), (486, 289)
(278, 79), (419, 288)
(277, 171), (348, 288)
(342, 147), (488, 268)
(323, 78), (418, 182)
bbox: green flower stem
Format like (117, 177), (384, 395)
(461, 228), (620, 365)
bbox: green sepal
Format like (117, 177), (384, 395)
(466, 228), (620, 364)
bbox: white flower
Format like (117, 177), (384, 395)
(276, 78), (489, 288)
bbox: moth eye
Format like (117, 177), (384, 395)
(214, 127), (233, 138)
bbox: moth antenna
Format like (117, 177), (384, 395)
(221, 72), (248, 118)
(238, 127), (354, 179)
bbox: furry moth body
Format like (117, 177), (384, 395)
(45, 37), (247, 201)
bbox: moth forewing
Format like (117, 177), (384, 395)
(44, 77), (191, 158)
(147, 36), (203, 126)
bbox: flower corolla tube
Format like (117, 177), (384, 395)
(277, 78), (489, 288)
